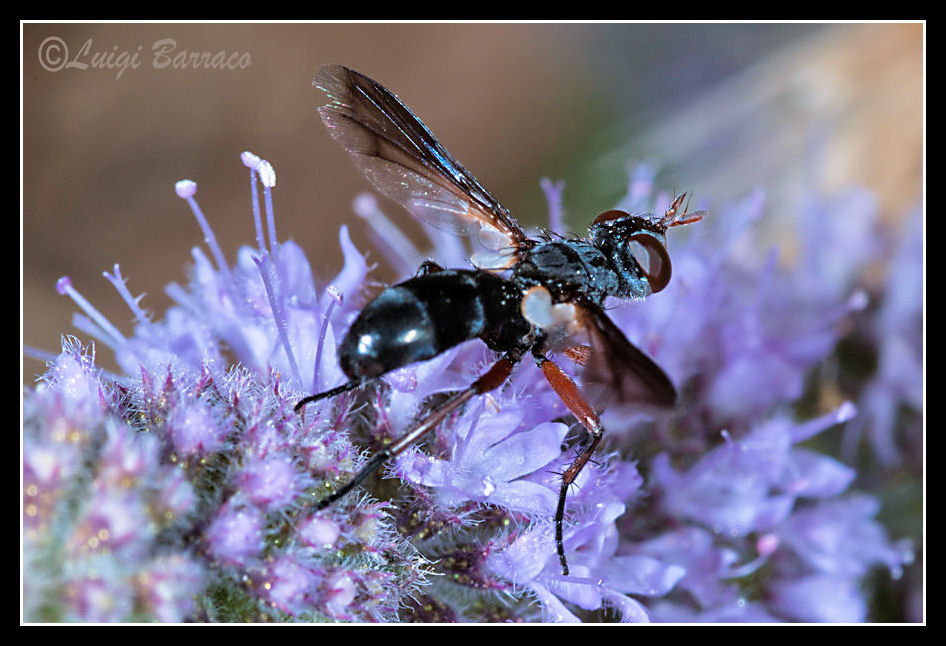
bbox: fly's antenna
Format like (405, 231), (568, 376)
(660, 191), (706, 230)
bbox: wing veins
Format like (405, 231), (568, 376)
(317, 65), (528, 249)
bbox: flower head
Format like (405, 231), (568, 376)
(24, 154), (428, 622)
(24, 151), (916, 623)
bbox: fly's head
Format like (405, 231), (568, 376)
(588, 192), (704, 299)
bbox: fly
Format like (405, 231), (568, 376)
(297, 65), (704, 576)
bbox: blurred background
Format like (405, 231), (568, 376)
(23, 23), (921, 381)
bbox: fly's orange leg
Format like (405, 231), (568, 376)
(312, 354), (518, 512)
(536, 353), (604, 576)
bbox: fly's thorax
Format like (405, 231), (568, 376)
(512, 240), (620, 306)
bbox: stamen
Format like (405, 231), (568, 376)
(312, 286), (343, 393)
(540, 178), (565, 233)
(353, 193), (423, 276)
(258, 160), (278, 251)
(175, 180), (229, 272)
(623, 164), (655, 213)
(103, 264), (150, 325)
(241, 151), (266, 253)
(723, 551), (772, 580)
(56, 276), (127, 348)
(253, 254), (301, 386)
(791, 401), (857, 444)
(23, 345), (58, 365)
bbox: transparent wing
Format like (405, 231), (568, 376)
(316, 65), (529, 263)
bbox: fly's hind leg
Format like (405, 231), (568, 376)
(311, 353), (519, 512)
(535, 352), (604, 576)
(294, 376), (373, 413)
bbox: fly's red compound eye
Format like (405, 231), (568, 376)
(627, 233), (671, 293)
(592, 209), (630, 225)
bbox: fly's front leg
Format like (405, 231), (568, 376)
(535, 351), (604, 576)
(313, 354), (519, 512)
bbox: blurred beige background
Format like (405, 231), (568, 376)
(22, 23), (922, 382)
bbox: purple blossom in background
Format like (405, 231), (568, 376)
(23, 151), (919, 623)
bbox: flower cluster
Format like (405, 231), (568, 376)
(23, 151), (918, 622)
(23, 153), (427, 622)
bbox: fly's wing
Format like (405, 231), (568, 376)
(315, 65), (529, 267)
(576, 302), (677, 409)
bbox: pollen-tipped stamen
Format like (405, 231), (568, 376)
(241, 151), (267, 253)
(175, 180), (229, 273)
(258, 160), (278, 251)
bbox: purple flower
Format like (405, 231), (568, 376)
(321, 570), (358, 619)
(652, 405), (858, 536)
(606, 188), (857, 435)
(23, 153), (427, 622)
(258, 554), (318, 616)
(642, 401), (910, 622)
(630, 527), (746, 611)
(135, 556), (204, 622)
(24, 150), (916, 623)
(397, 403), (569, 514)
(166, 400), (229, 457)
(769, 575), (867, 623)
(205, 502), (265, 566)
(62, 575), (135, 623)
(239, 455), (304, 510)
(845, 206), (924, 466)
(299, 515), (341, 549)
(778, 496), (909, 578)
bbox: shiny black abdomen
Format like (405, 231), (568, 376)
(339, 269), (530, 379)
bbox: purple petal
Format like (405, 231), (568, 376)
(770, 574), (866, 622)
(528, 583), (582, 623)
(487, 524), (554, 583)
(782, 448), (856, 498)
(483, 422), (568, 482)
(606, 555), (686, 597)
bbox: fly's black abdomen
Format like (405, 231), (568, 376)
(338, 285), (439, 378)
(339, 270), (524, 379)
(476, 271), (534, 353)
